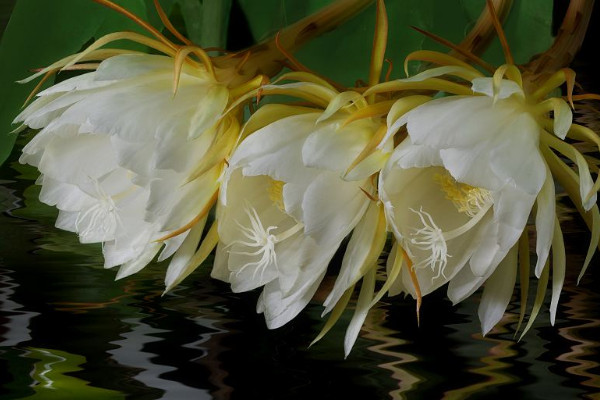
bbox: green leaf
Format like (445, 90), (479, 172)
(177, 0), (232, 47)
(238, 0), (331, 43)
(412, 0), (554, 67)
(0, 0), (150, 166)
(149, 0), (232, 48)
(294, 0), (428, 86)
(496, 0), (554, 65)
(237, 0), (553, 87)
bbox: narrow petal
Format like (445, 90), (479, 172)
(534, 163), (556, 277)
(115, 243), (162, 279)
(471, 77), (524, 99)
(163, 219), (206, 289)
(478, 244), (518, 335)
(550, 216), (566, 325)
(258, 263), (330, 329)
(316, 91), (363, 123)
(301, 171), (370, 246)
(323, 202), (385, 314)
(344, 267), (376, 357)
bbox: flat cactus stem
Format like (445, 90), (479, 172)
(451, 0), (513, 62)
(214, 0), (374, 84)
(523, 0), (594, 88)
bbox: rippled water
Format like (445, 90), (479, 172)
(1, 142), (600, 399)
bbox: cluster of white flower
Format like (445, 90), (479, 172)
(14, 0), (600, 355)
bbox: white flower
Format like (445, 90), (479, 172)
(16, 54), (228, 279)
(379, 75), (597, 334)
(213, 105), (381, 329)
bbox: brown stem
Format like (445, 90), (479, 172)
(451, 0), (513, 61)
(523, 0), (595, 87)
(213, 0), (374, 85)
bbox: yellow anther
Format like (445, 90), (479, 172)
(268, 179), (286, 211)
(434, 172), (492, 217)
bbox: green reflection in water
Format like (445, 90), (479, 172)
(22, 347), (124, 399)
(362, 306), (422, 399)
(442, 313), (519, 399)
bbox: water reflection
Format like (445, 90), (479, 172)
(441, 313), (519, 399)
(0, 180), (38, 348)
(558, 285), (600, 399)
(23, 347), (123, 399)
(0, 268), (38, 347)
(361, 306), (421, 399)
(1, 148), (600, 399)
(109, 317), (212, 399)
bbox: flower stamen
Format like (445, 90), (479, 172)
(434, 172), (493, 217)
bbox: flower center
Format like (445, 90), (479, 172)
(409, 172), (494, 280)
(434, 172), (493, 217)
(76, 179), (121, 240)
(228, 203), (304, 280)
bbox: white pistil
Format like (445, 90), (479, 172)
(409, 200), (493, 280)
(409, 207), (449, 279)
(229, 204), (303, 280)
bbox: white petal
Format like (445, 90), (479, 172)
(38, 176), (94, 212)
(471, 77), (524, 99)
(550, 98), (572, 139)
(20, 124), (80, 164)
(323, 202), (380, 313)
(385, 242), (407, 297)
(14, 93), (72, 128)
(37, 134), (119, 184)
(115, 243), (162, 279)
(158, 231), (190, 262)
(534, 163), (556, 277)
(153, 168), (220, 232)
(378, 113), (408, 150)
(447, 266), (487, 304)
(550, 217), (566, 325)
(439, 143), (503, 190)
(55, 210), (78, 233)
(488, 113), (546, 195)
(389, 140), (443, 170)
(406, 96), (510, 148)
(38, 71), (114, 96)
(301, 171), (369, 246)
(478, 244), (518, 335)
(316, 91), (363, 123)
(302, 117), (375, 172)
(211, 241), (231, 282)
(344, 268), (375, 357)
(469, 188), (534, 277)
(492, 188), (537, 253)
(164, 220), (206, 289)
(94, 54), (182, 81)
(187, 84), (229, 139)
(343, 149), (390, 181)
(258, 265), (328, 329)
(231, 113), (320, 185)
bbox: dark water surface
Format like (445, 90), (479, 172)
(1, 140), (600, 400)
